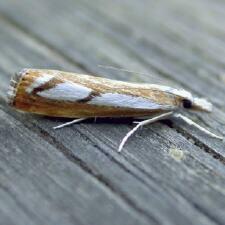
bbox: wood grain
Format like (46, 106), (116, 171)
(0, 0), (225, 224)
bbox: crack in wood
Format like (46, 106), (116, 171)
(32, 127), (160, 225)
(171, 125), (225, 165)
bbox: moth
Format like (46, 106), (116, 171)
(7, 69), (223, 151)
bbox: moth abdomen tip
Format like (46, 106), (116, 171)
(6, 69), (29, 106)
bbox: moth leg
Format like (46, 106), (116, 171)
(53, 118), (88, 130)
(118, 111), (173, 152)
(173, 114), (223, 140)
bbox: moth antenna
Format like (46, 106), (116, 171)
(54, 118), (87, 130)
(174, 114), (223, 140)
(118, 112), (173, 152)
(98, 65), (164, 83)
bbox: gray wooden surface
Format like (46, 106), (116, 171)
(0, 0), (225, 224)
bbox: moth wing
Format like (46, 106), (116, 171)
(88, 92), (175, 111)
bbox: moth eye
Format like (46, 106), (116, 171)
(182, 99), (192, 109)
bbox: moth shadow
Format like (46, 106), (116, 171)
(43, 116), (173, 126)
(44, 116), (135, 125)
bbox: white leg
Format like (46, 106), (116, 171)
(118, 112), (173, 152)
(173, 114), (223, 140)
(53, 118), (88, 130)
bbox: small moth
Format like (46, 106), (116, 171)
(7, 69), (223, 151)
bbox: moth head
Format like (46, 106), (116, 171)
(181, 97), (212, 112)
(170, 88), (212, 112)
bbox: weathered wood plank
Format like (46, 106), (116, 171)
(0, 0), (224, 154)
(0, 20), (154, 225)
(0, 0), (225, 224)
(0, 7), (221, 225)
(0, 109), (152, 225)
(0, 17), (219, 225)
